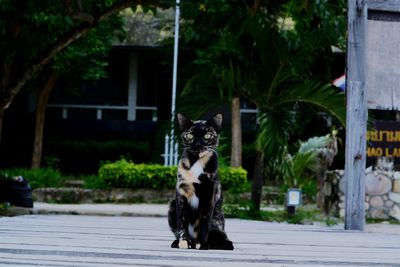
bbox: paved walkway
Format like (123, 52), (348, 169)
(1, 203), (400, 266)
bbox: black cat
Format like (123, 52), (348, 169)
(168, 113), (234, 250)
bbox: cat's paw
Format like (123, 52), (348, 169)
(199, 242), (209, 250)
(171, 240), (179, 248)
(178, 239), (189, 248)
(172, 239), (193, 249)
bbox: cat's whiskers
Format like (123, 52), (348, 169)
(205, 147), (218, 155)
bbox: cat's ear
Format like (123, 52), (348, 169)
(177, 113), (193, 131)
(207, 113), (223, 132)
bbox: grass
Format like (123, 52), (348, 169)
(0, 203), (7, 216)
(366, 218), (400, 225)
(0, 168), (65, 189)
(223, 203), (342, 226)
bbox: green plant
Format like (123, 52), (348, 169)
(99, 159), (177, 189)
(219, 167), (249, 193)
(98, 159), (248, 191)
(0, 168), (64, 189)
(0, 202), (7, 216)
(82, 175), (107, 189)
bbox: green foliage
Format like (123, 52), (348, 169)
(82, 175), (107, 189)
(218, 167), (248, 193)
(98, 159), (248, 191)
(280, 130), (338, 199)
(99, 159), (177, 189)
(0, 168), (64, 189)
(0, 202), (7, 216)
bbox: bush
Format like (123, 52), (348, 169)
(0, 168), (64, 189)
(99, 160), (177, 189)
(219, 167), (249, 192)
(98, 159), (248, 191)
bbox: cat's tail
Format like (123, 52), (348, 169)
(207, 228), (234, 250)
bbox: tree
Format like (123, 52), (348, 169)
(177, 0), (285, 168)
(175, 0), (346, 211)
(0, 0), (171, 143)
(31, 16), (124, 169)
(240, 17), (345, 211)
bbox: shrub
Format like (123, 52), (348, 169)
(99, 159), (177, 189)
(98, 159), (248, 191)
(219, 167), (249, 192)
(0, 168), (64, 189)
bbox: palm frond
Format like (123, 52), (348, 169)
(256, 109), (295, 156)
(273, 80), (346, 126)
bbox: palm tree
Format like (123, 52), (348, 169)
(176, 2), (346, 211)
(235, 19), (345, 211)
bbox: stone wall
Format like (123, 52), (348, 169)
(324, 169), (400, 220)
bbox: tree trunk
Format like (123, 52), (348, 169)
(230, 97), (242, 167)
(251, 150), (264, 211)
(31, 71), (58, 169)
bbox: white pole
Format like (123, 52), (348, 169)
(164, 134), (169, 166)
(171, 0), (180, 123)
(174, 142), (179, 165)
(169, 0), (180, 166)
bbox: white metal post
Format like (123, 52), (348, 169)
(167, 0), (180, 166)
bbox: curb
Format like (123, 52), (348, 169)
(6, 203), (169, 217)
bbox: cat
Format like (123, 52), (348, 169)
(168, 113), (234, 250)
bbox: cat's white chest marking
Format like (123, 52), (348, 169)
(177, 151), (213, 210)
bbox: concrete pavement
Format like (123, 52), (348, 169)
(8, 202), (400, 235)
(1, 203), (400, 266)
(1, 215), (400, 266)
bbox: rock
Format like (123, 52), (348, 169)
(385, 200), (394, 208)
(365, 173), (392, 195)
(389, 192), (400, 203)
(389, 205), (400, 221)
(339, 208), (345, 218)
(339, 177), (346, 194)
(369, 208), (389, 219)
(370, 196), (384, 208)
(394, 172), (400, 180)
(323, 183), (332, 196)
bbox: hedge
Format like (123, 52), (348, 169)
(98, 159), (248, 192)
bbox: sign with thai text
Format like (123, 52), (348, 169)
(367, 121), (400, 158)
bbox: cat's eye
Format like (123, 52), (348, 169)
(184, 133), (194, 141)
(204, 133), (213, 140)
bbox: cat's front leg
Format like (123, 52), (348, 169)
(199, 201), (215, 250)
(173, 194), (193, 249)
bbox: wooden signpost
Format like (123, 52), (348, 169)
(345, 0), (367, 231)
(345, 0), (400, 230)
